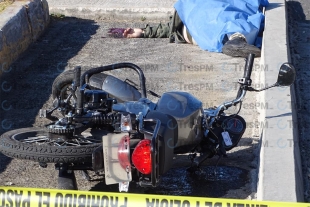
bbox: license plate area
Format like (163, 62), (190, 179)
(102, 133), (132, 185)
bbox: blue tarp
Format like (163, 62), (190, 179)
(174, 0), (269, 52)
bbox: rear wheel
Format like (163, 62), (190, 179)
(0, 127), (102, 163)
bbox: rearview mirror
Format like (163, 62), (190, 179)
(276, 63), (296, 87)
(247, 63), (296, 92)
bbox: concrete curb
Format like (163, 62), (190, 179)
(47, 0), (176, 20)
(257, 0), (303, 202)
(0, 0), (49, 73)
(49, 7), (174, 21)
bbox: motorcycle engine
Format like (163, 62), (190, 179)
(84, 90), (114, 110)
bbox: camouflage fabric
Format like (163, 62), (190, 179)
(142, 10), (188, 44)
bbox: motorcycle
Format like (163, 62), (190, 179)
(0, 54), (295, 191)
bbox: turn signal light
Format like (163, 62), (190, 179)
(132, 139), (152, 175)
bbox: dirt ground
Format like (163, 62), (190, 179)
(0, 17), (262, 198)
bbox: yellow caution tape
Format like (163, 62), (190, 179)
(0, 186), (309, 207)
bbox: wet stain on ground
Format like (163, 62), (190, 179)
(91, 165), (248, 197)
(143, 166), (248, 197)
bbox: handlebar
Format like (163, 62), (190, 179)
(74, 66), (81, 89)
(207, 54), (255, 119)
(243, 53), (255, 82)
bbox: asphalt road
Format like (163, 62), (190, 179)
(287, 0), (310, 202)
(0, 17), (261, 198)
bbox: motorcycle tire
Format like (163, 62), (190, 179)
(0, 127), (101, 163)
(52, 70), (77, 100)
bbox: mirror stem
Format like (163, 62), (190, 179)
(248, 83), (278, 92)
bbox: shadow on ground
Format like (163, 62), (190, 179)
(287, 1), (306, 21)
(0, 16), (99, 173)
(89, 165), (248, 197)
(87, 140), (257, 198)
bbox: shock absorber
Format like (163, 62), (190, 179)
(92, 112), (120, 125)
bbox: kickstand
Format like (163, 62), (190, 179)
(81, 170), (91, 181)
(213, 155), (223, 176)
(58, 168), (77, 190)
(186, 153), (200, 173)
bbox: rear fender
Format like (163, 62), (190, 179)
(144, 111), (178, 175)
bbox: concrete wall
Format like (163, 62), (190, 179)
(0, 0), (49, 74)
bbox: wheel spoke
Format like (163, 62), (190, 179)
(20, 133), (101, 146)
(23, 136), (49, 143)
(53, 142), (61, 146)
(74, 138), (81, 145)
(66, 142), (79, 146)
(82, 137), (101, 143)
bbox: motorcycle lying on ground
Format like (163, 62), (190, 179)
(0, 54), (295, 191)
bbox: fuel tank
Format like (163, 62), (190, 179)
(155, 91), (203, 153)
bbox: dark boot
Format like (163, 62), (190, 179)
(222, 35), (261, 58)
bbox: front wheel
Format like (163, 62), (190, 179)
(52, 70), (76, 100)
(0, 127), (102, 163)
